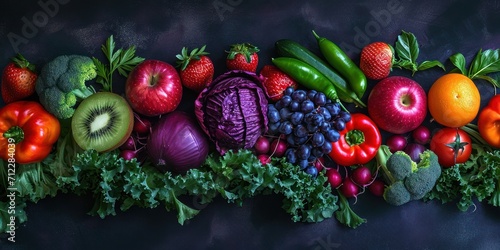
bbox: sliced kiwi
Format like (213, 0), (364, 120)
(72, 92), (134, 152)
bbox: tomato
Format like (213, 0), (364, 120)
(430, 127), (472, 168)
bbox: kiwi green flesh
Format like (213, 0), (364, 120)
(72, 92), (134, 152)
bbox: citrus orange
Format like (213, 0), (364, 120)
(427, 73), (481, 128)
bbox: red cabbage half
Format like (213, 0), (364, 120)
(195, 70), (269, 154)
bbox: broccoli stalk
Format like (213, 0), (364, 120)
(375, 145), (442, 206)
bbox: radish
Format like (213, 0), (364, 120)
(257, 154), (271, 165)
(270, 138), (287, 157)
(133, 114), (152, 134)
(412, 125), (431, 145)
(368, 179), (385, 197)
(326, 168), (342, 189)
(254, 136), (270, 155)
(386, 134), (407, 153)
(119, 136), (136, 151)
(340, 177), (359, 198)
(350, 165), (373, 186)
(120, 149), (138, 161)
(314, 157), (325, 172)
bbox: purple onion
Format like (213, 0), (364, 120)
(147, 111), (209, 173)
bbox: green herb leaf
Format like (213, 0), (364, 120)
(93, 35), (145, 92)
(449, 53), (467, 75)
(394, 30), (445, 75)
(425, 145), (500, 211)
(334, 190), (366, 229)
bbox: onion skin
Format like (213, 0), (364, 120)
(147, 111), (209, 173)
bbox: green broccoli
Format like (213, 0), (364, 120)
(35, 55), (97, 119)
(383, 181), (411, 206)
(404, 151), (442, 200)
(375, 145), (442, 206)
(386, 151), (417, 181)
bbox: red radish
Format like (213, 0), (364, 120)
(254, 136), (270, 155)
(270, 138), (287, 157)
(326, 168), (342, 189)
(120, 136), (136, 151)
(120, 149), (138, 161)
(350, 165), (373, 186)
(258, 154), (271, 165)
(314, 158), (325, 172)
(386, 134), (408, 153)
(340, 178), (359, 198)
(133, 115), (152, 134)
(412, 125), (431, 145)
(368, 179), (385, 197)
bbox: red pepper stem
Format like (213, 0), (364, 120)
(345, 129), (365, 146)
(3, 126), (24, 143)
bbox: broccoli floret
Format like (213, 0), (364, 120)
(35, 55), (97, 119)
(405, 150), (442, 200)
(375, 145), (442, 206)
(383, 181), (411, 206)
(387, 151), (417, 181)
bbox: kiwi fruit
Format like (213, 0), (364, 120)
(72, 92), (134, 152)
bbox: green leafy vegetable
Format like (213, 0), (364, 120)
(449, 48), (500, 89)
(393, 30), (445, 75)
(425, 144), (500, 211)
(334, 190), (366, 229)
(93, 35), (145, 92)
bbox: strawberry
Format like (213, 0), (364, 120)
(176, 45), (214, 92)
(1, 53), (38, 103)
(260, 65), (298, 102)
(225, 43), (259, 72)
(359, 42), (394, 80)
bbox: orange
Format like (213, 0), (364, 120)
(428, 73), (481, 128)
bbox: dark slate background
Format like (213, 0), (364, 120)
(1, 0), (500, 249)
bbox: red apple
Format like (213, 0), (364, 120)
(367, 76), (427, 134)
(125, 60), (183, 116)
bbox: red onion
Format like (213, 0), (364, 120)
(147, 111), (209, 173)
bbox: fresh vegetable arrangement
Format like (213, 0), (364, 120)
(1, 27), (500, 235)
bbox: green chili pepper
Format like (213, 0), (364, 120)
(275, 39), (366, 107)
(312, 30), (367, 99)
(272, 57), (346, 110)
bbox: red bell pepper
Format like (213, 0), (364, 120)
(329, 113), (381, 166)
(0, 101), (61, 164)
(477, 94), (500, 148)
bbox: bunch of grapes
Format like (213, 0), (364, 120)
(267, 87), (351, 177)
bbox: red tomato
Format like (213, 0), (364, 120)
(430, 127), (472, 167)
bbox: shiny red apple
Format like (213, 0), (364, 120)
(125, 60), (183, 116)
(367, 76), (427, 134)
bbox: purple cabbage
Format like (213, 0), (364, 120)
(195, 70), (269, 154)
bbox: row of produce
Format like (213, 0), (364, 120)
(0, 30), (499, 232)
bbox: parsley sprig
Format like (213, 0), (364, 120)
(93, 35), (145, 92)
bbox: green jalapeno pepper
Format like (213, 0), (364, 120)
(312, 30), (367, 99)
(272, 57), (346, 110)
(275, 39), (366, 107)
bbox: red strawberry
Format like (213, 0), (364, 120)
(260, 65), (298, 102)
(176, 45), (214, 92)
(1, 53), (38, 103)
(225, 43), (259, 72)
(359, 42), (394, 80)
